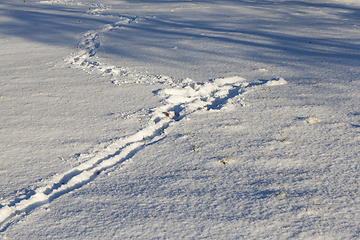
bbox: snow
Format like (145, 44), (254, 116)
(0, 0), (360, 239)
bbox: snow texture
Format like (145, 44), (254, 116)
(0, 0), (359, 239)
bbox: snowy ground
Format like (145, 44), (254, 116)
(0, 0), (360, 239)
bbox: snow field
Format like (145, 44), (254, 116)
(0, 71), (286, 229)
(1, 0), (360, 238)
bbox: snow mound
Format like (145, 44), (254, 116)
(265, 78), (287, 86)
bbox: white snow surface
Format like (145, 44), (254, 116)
(0, 0), (360, 239)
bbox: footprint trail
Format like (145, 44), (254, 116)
(65, 16), (177, 85)
(0, 0), (287, 231)
(0, 75), (285, 229)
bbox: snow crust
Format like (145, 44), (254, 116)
(0, 0), (359, 238)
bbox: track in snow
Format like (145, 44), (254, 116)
(0, 74), (285, 230)
(0, 0), (287, 231)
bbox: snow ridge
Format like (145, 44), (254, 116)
(0, 76), (285, 230)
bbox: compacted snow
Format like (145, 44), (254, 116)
(0, 0), (359, 239)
